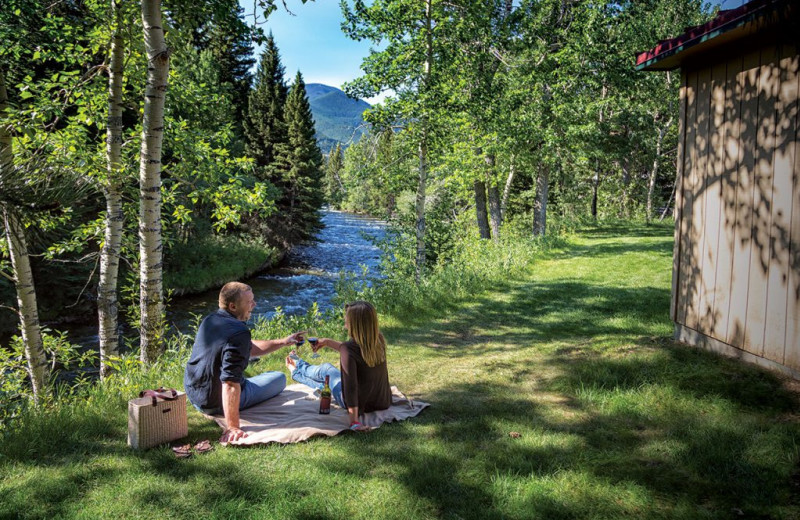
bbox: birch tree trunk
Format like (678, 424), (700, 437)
(414, 0), (433, 284)
(1, 72), (48, 401)
(415, 135), (428, 284)
(500, 155), (515, 222)
(98, 0), (125, 378)
(486, 153), (501, 241)
(139, 0), (170, 363)
(533, 163), (549, 237)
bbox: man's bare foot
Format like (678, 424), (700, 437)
(285, 353), (297, 374)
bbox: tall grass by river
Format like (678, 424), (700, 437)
(1, 222), (798, 519)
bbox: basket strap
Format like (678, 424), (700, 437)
(139, 389), (179, 406)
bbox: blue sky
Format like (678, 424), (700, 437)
(238, 0), (732, 105)
(238, 0), (388, 103)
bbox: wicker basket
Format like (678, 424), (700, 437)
(127, 389), (188, 450)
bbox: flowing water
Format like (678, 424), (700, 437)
(166, 209), (387, 334)
(22, 209), (387, 349)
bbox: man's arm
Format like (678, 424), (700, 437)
(249, 331), (305, 357)
(220, 381), (246, 443)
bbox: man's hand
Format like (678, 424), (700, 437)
(285, 331), (307, 345)
(220, 427), (248, 444)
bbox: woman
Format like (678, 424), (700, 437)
(286, 301), (391, 431)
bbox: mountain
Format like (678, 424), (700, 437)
(306, 83), (371, 155)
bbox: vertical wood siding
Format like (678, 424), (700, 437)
(676, 42), (800, 371)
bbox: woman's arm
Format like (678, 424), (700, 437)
(317, 337), (343, 352)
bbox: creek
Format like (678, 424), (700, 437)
(40, 209), (387, 349)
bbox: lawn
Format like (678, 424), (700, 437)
(1, 224), (798, 519)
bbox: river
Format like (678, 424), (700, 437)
(39, 209), (387, 348)
(166, 209), (387, 335)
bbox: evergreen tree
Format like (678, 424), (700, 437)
(282, 71), (324, 238)
(325, 143), (345, 208)
(207, 3), (255, 126)
(244, 33), (288, 177)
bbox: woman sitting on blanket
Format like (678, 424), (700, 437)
(286, 301), (391, 432)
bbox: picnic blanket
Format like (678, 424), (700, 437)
(211, 384), (429, 445)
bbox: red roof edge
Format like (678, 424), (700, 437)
(635, 0), (781, 70)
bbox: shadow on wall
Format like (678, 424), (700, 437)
(675, 28), (800, 369)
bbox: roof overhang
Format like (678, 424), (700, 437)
(635, 0), (795, 71)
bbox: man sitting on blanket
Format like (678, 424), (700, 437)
(184, 281), (304, 443)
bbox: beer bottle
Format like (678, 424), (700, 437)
(319, 375), (332, 414)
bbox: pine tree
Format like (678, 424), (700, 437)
(243, 33), (288, 177)
(282, 71), (324, 238)
(325, 143), (345, 207)
(207, 3), (255, 126)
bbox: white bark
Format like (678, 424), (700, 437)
(486, 153), (501, 241)
(647, 115), (673, 224)
(138, 0), (170, 363)
(414, 0), (433, 284)
(98, 0), (125, 378)
(1, 72), (48, 401)
(500, 155), (515, 222)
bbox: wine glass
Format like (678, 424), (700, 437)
(308, 330), (321, 359)
(291, 335), (305, 360)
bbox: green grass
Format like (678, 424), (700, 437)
(2, 222), (799, 519)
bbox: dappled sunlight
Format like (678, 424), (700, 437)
(674, 44), (800, 370)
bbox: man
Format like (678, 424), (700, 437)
(184, 281), (304, 443)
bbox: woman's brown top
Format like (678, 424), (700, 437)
(339, 340), (391, 413)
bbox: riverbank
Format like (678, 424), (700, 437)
(164, 235), (283, 297)
(2, 223), (799, 519)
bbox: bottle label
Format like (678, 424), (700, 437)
(319, 395), (331, 414)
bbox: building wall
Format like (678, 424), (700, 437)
(672, 40), (800, 373)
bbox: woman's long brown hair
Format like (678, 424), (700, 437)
(345, 301), (386, 367)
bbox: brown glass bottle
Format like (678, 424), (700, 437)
(319, 375), (331, 414)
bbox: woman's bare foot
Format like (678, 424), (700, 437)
(285, 353), (297, 374)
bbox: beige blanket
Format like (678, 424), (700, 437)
(211, 384), (429, 445)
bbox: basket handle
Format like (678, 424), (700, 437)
(139, 388), (179, 406)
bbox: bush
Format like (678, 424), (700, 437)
(164, 235), (279, 294)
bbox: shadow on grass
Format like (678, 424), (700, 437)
(387, 281), (672, 360)
(315, 368), (797, 519)
(2, 224), (798, 519)
(552, 238), (674, 260)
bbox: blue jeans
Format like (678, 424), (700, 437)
(194, 371), (286, 415)
(291, 359), (345, 408)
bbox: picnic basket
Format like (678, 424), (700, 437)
(127, 388), (188, 450)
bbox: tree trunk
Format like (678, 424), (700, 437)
(415, 133), (428, 284)
(500, 155), (515, 222)
(591, 174), (599, 221)
(1, 72), (48, 401)
(533, 163), (549, 237)
(139, 0), (170, 363)
(620, 157), (631, 218)
(3, 210), (49, 402)
(414, 0), (432, 284)
(486, 153), (501, 241)
(474, 180), (491, 239)
(647, 116), (672, 224)
(98, 0), (125, 378)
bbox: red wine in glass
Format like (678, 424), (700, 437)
(309, 337), (320, 358)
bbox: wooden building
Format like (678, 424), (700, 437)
(636, 0), (800, 377)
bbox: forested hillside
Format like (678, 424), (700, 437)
(306, 83), (371, 154)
